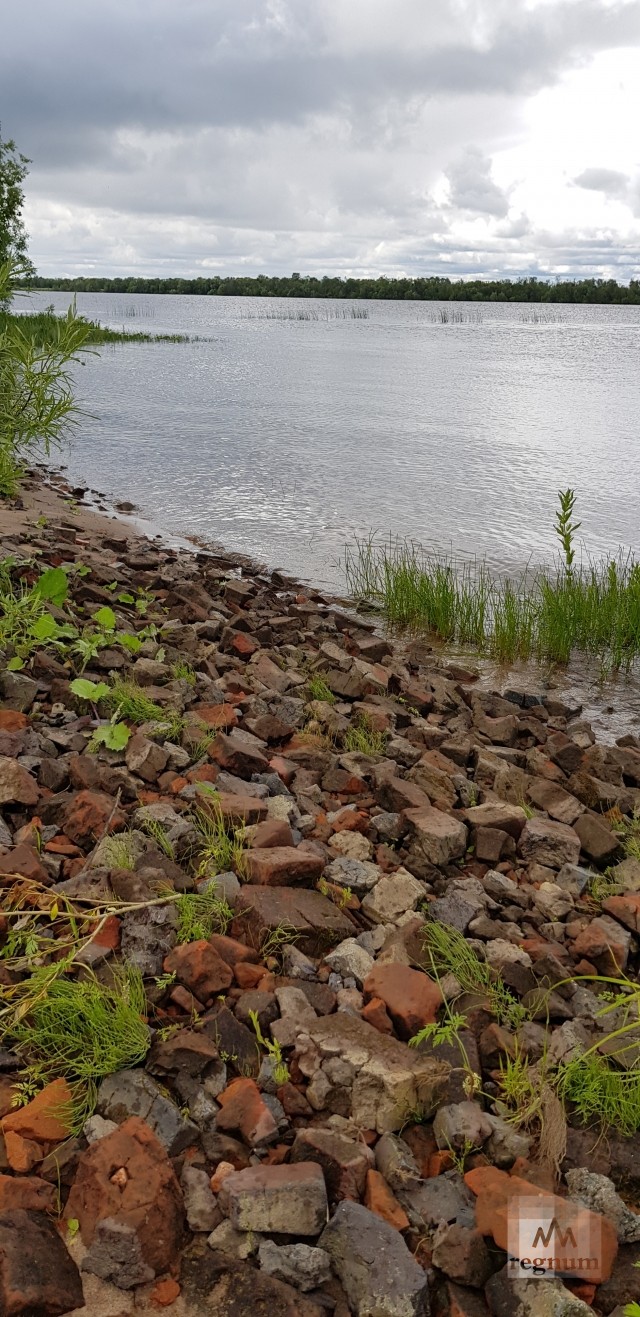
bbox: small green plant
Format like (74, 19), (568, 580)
(306, 674), (336, 704)
(175, 888), (233, 943)
(343, 713), (387, 756)
(444, 1135), (478, 1175)
(88, 721), (131, 752)
(623, 1304), (640, 1317)
(497, 1047), (546, 1128)
(66, 1218), (80, 1238)
(153, 970), (177, 993)
(554, 487), (581, 577)
(317, 878), (353, 910)
(248, 1010), (289, 1085)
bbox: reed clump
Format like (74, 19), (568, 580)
(344, 492), (640, 669)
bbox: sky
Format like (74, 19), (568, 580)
(2, 0), (640, 280)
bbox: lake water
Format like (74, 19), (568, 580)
(16, 291), (640, 591)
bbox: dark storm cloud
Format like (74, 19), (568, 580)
(2, 0), (640, 275)
(4, 0), (639, 164)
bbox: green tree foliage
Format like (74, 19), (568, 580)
(0, 260), (94, 496)
(0, 132), (34, 284)
(17, 271), (640, 304)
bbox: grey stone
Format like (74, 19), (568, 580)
(554, 864), (592, 896)
(398, 1172), (476, 1231)
(198, 870), (241, 904)
(431, 1220), (494, 1288)
(432, 1101), (493, 1152)
(218, 1163), (328, 1236)
(83, 1114), (117, 1144)
(361, 868), (425, 925)
(518, 817), (581, 870)
(485, 1114), (533, 1168)
(485, 1266), (596, 1316)
(374, 1133), (422, 1192)
(182, 1164), (220, 1233)
(258, 1240), (331, 1292)
(319, 1200), (429, 1316)
(119, 902), (177, 976)
(565, 1167), (640, 1243)
(81, 1217), (154, 1289)
(296, 1012), (449, 1134)
(324, 856), (383, 892)
(0, 669), (38, 710)
(97, 1069), (198, 1155)
(324, 938), (374, 986)
(206, 1219), (260, 1259)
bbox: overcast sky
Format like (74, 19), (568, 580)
(3, 0), (640, 279)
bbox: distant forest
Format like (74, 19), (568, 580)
(18, 273), (640, 304)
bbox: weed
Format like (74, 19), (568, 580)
(175, 888), (233, 943)
(554, 487), (581, 578)
(556, 1053), (640, 1137)
(6, 966), (150, 1129)
(172, 660), (197, 685)
(249, 1010), (288, 1084)
(586, 871), (623, 905)
(343, 713), (387, 756)
(423, 921), (528, 1030)
(306, 675), (336, 704)
(96, 832), (139, 871)
(260, 923), (301, 962)
(88, 721), (131, 752)
(192, 795), (247, 877)
(317, 878), (353, 910)
(153, 970), (177, 993)
(497, 1048), (545, 1128)
(140, 816), (175, 860)
(104, 679), (182, 738)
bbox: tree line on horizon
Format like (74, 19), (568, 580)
(17, 271), (640, 304)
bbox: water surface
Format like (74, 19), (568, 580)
(18, 292), (640, 590)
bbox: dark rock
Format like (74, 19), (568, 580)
(0, 1208), (84, 1315)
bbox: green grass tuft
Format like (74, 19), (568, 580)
(175, 887), (233, 942)
(9, 966), (150, 1129)
(343, 713), (387, 756)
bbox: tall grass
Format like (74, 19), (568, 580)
(343, 534), (640, 668)
(2, 307), (192, 344)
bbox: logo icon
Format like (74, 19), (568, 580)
(507, 1201), (604, 1280)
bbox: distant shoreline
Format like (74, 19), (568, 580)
(16, 272), (640, 305)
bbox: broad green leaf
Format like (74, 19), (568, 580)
(35, 567), (69, 605)
(32, 614), (59, 641)
(70, 678), (110, 702)
(94, 606), (116, 631)
(116, 632), (142, 653)
(76, 564), (91, 577)
(6, 656), (24, 671)
(117, 592), (135, 604)
(91, 721), (131, 750)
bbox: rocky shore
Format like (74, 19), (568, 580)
(0, 469), (639, 1317)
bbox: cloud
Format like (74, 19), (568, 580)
(447, 147), (511, 217)
(573, 167), (630, 195)
(3, 0), (640, 276)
